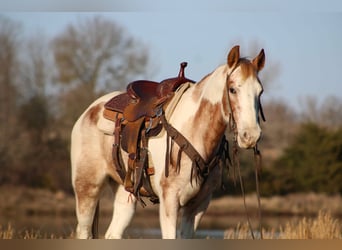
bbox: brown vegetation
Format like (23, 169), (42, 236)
(1, 185), (342, 239)
(224, 211), (342, 239)
(1, 209), (341, 239)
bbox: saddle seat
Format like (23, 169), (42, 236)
(105, 62), (194, 122)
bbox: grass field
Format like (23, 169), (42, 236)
(224, 210), (342, 239)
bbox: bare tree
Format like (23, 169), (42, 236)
(262, 100), (298, 146)
(0, 17), (21, 150)
(0, 16), (22, 183)
(19, 32), (54, 99)
(52, 16), (152, 125)
(320, 96), (342, 128)
(300, 95), (342, 129)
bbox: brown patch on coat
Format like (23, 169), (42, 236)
(74, 165), (102, 214)
(192, 99), (227, 160)
(160, 173), (180, 217)
(160, 174), (170, 202)
(86, 104), (101, 124)
(85, 104), (102, 125)
(237, 58), (258, 81)
(221, 86), (230, 118)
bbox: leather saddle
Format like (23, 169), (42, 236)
(104, 62), (194, 122)
(103, 62), (195, 204)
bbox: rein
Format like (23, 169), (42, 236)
(229, 114), (264, 239)
(226, 65), (265, 239)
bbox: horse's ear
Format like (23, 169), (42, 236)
(252, 49), (265, 72)
(227, 45), (240, 69)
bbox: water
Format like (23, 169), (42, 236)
(1, 214), (224, 238)
(1, 213), (299, 239)
(124, 228), (224, 239)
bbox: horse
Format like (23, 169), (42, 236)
(70, 45), (266, 239)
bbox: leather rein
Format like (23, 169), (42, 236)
(226, 64), (265, 239)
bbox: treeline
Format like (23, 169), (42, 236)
(220, 99), (342, 197)
(0, 15), (152, 193)
(262, 122), (342, 195)
(0, 15), (341, 196)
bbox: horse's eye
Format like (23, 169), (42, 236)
(229, 87), (237, 94)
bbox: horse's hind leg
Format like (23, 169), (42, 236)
(105, 184), (137, 239)
(73, 165), (106, 239)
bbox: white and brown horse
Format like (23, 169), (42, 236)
(71, 45), (265, 239)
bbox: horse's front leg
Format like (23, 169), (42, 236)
(159, 190), (180, 239)
(179, 165), (219, 238)
(179, 193), (212, 238)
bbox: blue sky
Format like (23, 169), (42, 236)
(2, 2), (342, 111)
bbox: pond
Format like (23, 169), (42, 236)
(1, 213), (301, 239)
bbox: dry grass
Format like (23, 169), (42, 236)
(224, 210), (342, 239)
(2, 211), (341, 239)
(279, 210), (342, 239)
(0, 224), (14, 239)
(0, 223), (74, 239)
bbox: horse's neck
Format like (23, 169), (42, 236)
(169, 65), (229, 161)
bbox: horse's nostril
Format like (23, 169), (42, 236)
(243, 131), (249, 140)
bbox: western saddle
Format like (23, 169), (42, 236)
(103, 62), (195, 204)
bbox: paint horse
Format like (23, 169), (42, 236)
(71, 45), (266, 239)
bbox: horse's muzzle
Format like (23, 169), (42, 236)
(237, 128), (261, 149)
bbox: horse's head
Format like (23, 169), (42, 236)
(226, 45), (265, 149)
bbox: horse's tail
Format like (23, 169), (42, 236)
(92, 200), (100, 238)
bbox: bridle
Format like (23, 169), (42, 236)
(226, 63), (266, 128)
(226, 63), (265, 239)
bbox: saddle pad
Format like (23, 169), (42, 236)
(97, 104), (116, 135)
(152, 81), (193, 139)
(164, 82), (193, 120)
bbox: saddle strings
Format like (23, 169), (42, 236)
(229, 112), (263, 240)
(253, 144), (263, 239)
(226, 63), (264, 239)
(230, 116), (255, 239)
